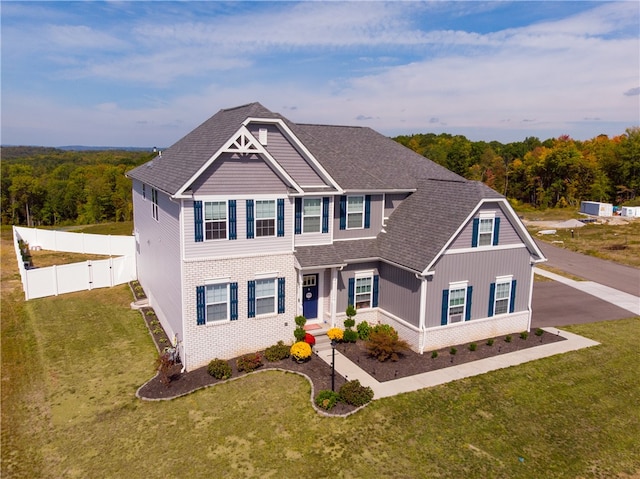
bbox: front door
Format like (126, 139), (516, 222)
(302, 274), (319, 319)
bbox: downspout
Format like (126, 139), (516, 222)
(415, 273), (428, 354)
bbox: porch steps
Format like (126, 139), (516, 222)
(305, 327), (334, 353)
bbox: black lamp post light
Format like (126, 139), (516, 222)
(331, 339), (337, 392)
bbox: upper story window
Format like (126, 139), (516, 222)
(472, 212), (500, 247)
(347, 196), (364, 229)
(255, 200), (276, 237)
(151, 188), (159, 221)
(204, 201), (227, 240)
(303, 198), (321, 233)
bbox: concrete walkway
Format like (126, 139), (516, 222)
(315, 328), (599, 400)
(534, 267), (640, 316)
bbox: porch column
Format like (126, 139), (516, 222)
(297, 269), (304, 316)
(330, 267), (338, 327)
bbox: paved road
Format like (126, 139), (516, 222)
(536, 241), (639, 296)
(531, 240), (639, 327)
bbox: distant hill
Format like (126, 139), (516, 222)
(58, 145), (157, 152)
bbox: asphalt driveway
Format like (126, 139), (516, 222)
(531, 241), (639, 328)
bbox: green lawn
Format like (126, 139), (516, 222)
(2, 232), (639, 478)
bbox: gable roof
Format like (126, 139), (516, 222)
(377, 179), (505, 273)
(127, 102), (464, 195)
(127, 102), (280, 195)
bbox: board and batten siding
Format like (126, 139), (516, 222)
(247, 123), (328, 187)
(333, 194), (384, 240)
(183, 197), (293, 259)
(450, 202), (522, 249)
(426, 247), (532, 329)
(378, 262), (421, 327)
(190, 153), (291, 196)
(132, 180), (183, 342)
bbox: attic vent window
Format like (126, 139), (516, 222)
(258, 128), (268, 146)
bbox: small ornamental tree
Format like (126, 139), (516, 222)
(344, 304), (357, 329)
(294, 315), (307, 342)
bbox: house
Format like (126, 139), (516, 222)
(126, 102), (546, 371)
(580, 201), (613, 217)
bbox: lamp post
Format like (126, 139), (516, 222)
(331, 339), (336, 392)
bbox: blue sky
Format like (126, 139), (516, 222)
(2, 1), (638, 147)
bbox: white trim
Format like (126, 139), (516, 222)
(443, 243), (527, 255)
(203, 199), (228, 241)
(355, 269), (375, 279)
(302, 197), (322, 234)
(255, 271), (279, 280)
(204, 276), (231, 285)
(346, 195), (365, 230)
(378, 308), (421, 333)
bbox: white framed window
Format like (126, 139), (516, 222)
(255, 200), (275, 237)
(255, 278), (276, 315)
(478, 217), (494, 246)
(493, 276), (513, 315)
(347, 196), (364, 229)
(151, 188), (159, 221)
(355, 272), (373, 309)
(448, 282), (468, 324)
(204, 201), (227, 240)
(302, 198), (321, 233)
(206, 283), (229, 322)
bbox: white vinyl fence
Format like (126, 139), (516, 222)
(13, 226), (137, 300)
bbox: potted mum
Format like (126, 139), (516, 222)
(290, 341), (312, 363)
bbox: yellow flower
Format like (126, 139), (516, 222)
(327, 327), (344, 341)
(290, 341), (312, 361)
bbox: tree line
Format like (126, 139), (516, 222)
(2, 127), (638, 227)
(1, 147), (154, 226)
(394, 127), (640, 209)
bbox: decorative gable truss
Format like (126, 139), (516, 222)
(175, 125), (304, 198)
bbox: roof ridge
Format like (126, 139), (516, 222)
(220, 102), (265, 113)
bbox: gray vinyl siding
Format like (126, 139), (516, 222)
(336, 262), (379, 312)
(333, 194), (384, 240)
(183, 197), (293, 259)
(294, 197), (333, 247)
(450, 202), (522, 249)
(384, 193), (410, 218)
(378, 262), (421, 327)
(247, 123), (328, 187)
(426, 247), (532, 328)
(132, 180), (183, 341)
(190, 153), (290, 195)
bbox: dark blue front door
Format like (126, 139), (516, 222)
(302, 274), (318, 319)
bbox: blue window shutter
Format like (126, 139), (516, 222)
(194, 201), (203, 242)
(277, 277), (285, 314)
(441, 289), (449, 326)
(509, 279), (517, 313)
(230, 282), (238, 320)
(348, 278), (355, 306)
(322, 197), (330, 233)
(471, 218), (479, 247)
(196, 286), (206, 325)
(277, 198), (285, 237)
(488, 282), (496, 317)
(493, 217), (501, 246)
(465, 286), (473, 321)
(364, 195), (371, 229)
(372, 275), (379, 307)
(339, 196), (347, 230)
(228, 200), (237, 240)
(246, 200), (254, 239)
(294, 198), (302, 234)
(247, 280), (256, 318)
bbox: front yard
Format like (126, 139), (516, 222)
(2, 228), (639, 478)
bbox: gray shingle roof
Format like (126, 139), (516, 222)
(295, 239), (379, 268)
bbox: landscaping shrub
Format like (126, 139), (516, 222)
(327, 327), (344, 341)
(290, 341), (312, 362)
(315, 390), (340, 410)
(469, 342), (477, 351)
(365, 326), (409, 362)
(486, 338), (495, 346)
(535, 328), (544, 336)
(520, 331), (529, 340)
(156, 352), (174, 386)
(449, 347), (457, 355)
(236, 353), (263, 373)
(344, 305), (357, 329)
(207, 358), (232, 380)
(357, 321), (371, 341)
(505, 335), (512, 343)
(431, 350), (438, 359)
(264, 341), (290, 362)
(339, 380), (374, 406)
(343, 329), (358, 343)
(294, 315), (307, 342)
